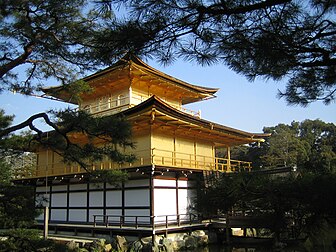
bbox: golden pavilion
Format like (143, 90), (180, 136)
(16, 54), (268, 238)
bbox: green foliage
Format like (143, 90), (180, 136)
(0, 158), (11, 185)
(0, 110), (41, 228)
(262, 122), (310, 168)
(0, 110), (13, 130)
(0, 184), (39, 228)
(0, 0), (116, 94)
(0, 229), (70, 252)
(2, 0), (334, 105)
(45, 80), (94, 104)
(106, 0), (335, 105)
(199, 172), (336, 240)
(259, 120), (336, 173)
(200, 120), (336, 243)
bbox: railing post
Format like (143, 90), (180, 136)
(151, 216), (155, 230)
(94, 215), (96, 227)
(165, 215), (168, 228)
(105, 215), (108, 227)
(120, 216), (123, 228)
(151, 148), (155, 164)
(135, 216), (138, 229)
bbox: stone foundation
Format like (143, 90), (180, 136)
(61, 230), (209, 251)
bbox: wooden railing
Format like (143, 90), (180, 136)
(81, 95), (200, 118)
(151, 148), (251, 172)
(14, 148), (251, 179)
(93, 213), (201, 229)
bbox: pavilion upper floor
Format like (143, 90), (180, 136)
(42, 54), (218, 119)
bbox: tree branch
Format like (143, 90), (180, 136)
(199, 0), (292, 16)
(0, 42), (35, 79)
(0, 112), (59, 139)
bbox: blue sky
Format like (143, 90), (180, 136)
(0, 58), (335, 134)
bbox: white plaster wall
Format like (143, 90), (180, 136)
(124, 209), (151, 224)
(69, 192), (87, 207)
(154, 188), (176, 223)
(106, 191), (122, 207)
(125, 179), (149, 188)
(51, 209), (67, 221)
(89, 191), (103, 207)
(69, 184), (87, 190)
(90, 183), (103, 190)
(51, 193), (67, 207)
(52, 185), (67, 191)
(69, 209), (86, 222)
(153, 178), (196, 224)
(178, 188), (189, 220)
(153, 179), (175, 187)
(124, 209), (150, 217)
(125, 189), (149, 206)
(89, 209), (104, 222)
(105, 209), (122, 223)
(105, 183), (118, 189)
(36, 186), (50, 193)
(178, 180), (188, 188)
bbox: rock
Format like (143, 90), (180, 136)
(141, 242), (152, 252)
(172, 239), (185, 251)
(159, 237), (174, 252)
(77, 248), (89, 252)
(116, 235), (128, 252)
(129, 240), (143, 252)
(184, 235), (197, 250)
(140, 237), (156, 252)
(195, 234), (209, 247)
(191, 230), (205, 237)
(105, 243), (112, 252)
(89, 239), (105, 252)
(66, 240), (79, 250)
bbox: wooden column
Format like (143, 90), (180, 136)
(227, 146), (231, 171)
(43, 206), (49, 239)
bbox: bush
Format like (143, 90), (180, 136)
(0, 229), (68, 252)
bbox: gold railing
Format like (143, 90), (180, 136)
(80, 95), (200, 118)
(14, 148), (251, 179)
(151, 148), (251, 172)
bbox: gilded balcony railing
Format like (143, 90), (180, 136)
(14, 148), (251, 179)
(80, 95), (200, 118)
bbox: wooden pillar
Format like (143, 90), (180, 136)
(150, 174), (155, 245)
(227, 146), (231, 171)
(175, 175), (179, 225)
(43, 206), (49, 239)
(150, 174), (154, 227)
